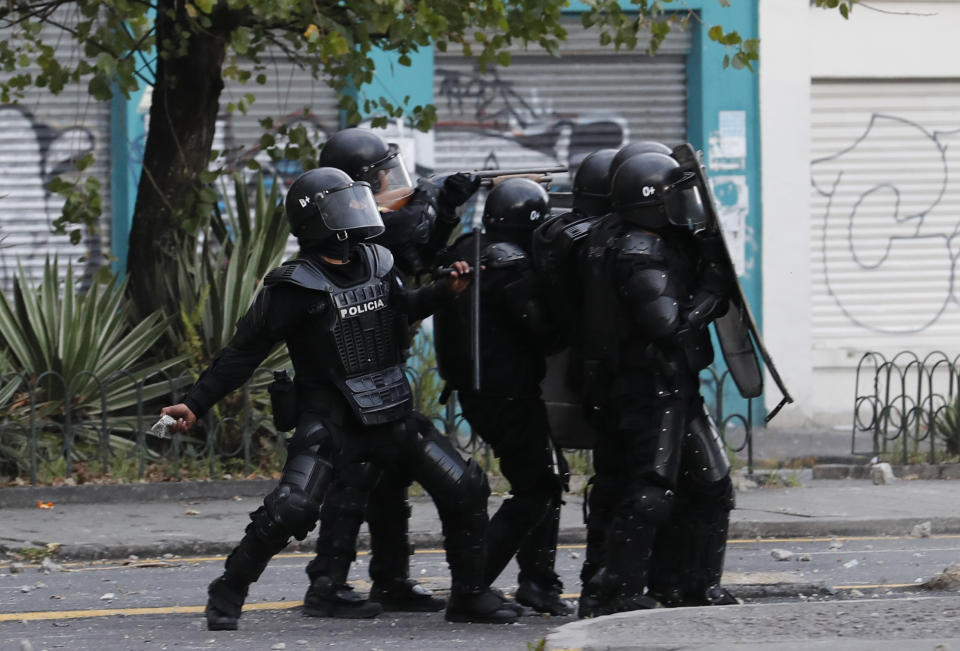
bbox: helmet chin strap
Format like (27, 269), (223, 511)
(336, 230), (352, 261)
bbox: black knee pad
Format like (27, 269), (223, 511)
(618, 484), (674, 526)
(684, 473), (736, 516)
(460, 459), (491, 509)
(264, 483), (320, 541)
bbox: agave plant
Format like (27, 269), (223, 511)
(934, 394), (960, 459)
(0, 258), (189, 413)
(168, 173), (293, 383)
(0, 258), (189, 478)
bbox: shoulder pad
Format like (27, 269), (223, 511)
(483, 241), (528, 269)
(364, 243), (395, 278)
(561, 215), (594, 242)
(614, 230), (666, 259)
(264, 259), (336, 292)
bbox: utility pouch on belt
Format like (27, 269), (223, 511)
(268, 369), (297, 432)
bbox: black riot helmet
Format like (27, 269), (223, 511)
(482, 178), (550, 243)
(610, 140), (673, 181)
(318, 128), (412, 195)
(610, 151), (705, 230)
(284, 167), (385, 245)
(572, 148), (617, 217)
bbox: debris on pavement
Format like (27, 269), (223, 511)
(910, 521), (932, 538)
(921, 563), (960, 590)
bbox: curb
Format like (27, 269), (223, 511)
(12, 516), (960, 563)
(728, 516), (960, 539)
(0, 476), (552, 508)
(4, 527), (591, 562)
(812, 463), (960, 481)
(0, 479), (279, 509)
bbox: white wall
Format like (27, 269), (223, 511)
(759, 1), (960, 428)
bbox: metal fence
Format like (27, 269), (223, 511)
(852, 351), (960, 464)
(1, 364), (759, 486)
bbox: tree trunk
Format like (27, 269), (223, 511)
(126, 1), (227, 321)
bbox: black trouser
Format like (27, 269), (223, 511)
(584, 382), (733, 605)
(458, 390), (567, 588)
(217, 408), (491, 603)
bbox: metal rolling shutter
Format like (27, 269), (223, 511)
(432, 17), (690, 182)
(0, 11), (112, 290)
(810, 79), (960, 360)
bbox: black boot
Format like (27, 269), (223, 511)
(205, 576), (248, 631)
(302, 576), (383, 619)
(515, 579), (571, 616)
(445, 586), (520, 624)
(205, 515), (289, 631)
(577, 569), (659, 618)
(370, 578), (445, 612)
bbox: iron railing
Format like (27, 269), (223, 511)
(1, 364), (757, 486)
(852, 351), (959, 465)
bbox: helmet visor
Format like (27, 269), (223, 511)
(315, 181), (385, 239)
(663, 170), (707, 230)
(361, 143), (413, 195)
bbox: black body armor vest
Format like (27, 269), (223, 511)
(264, 245), (412, 425)
(580, 216), (714, 397)
(434, 235), (546, 395)
(532, 210), (594, 333)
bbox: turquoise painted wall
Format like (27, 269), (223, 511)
(109, 87), (146, 277)
(685, 1), (764, 421)
(355, 47), (435, 120)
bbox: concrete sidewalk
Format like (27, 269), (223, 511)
(1, 475), (957, 562)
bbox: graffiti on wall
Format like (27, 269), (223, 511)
(812, 113), (960, 334)
(0, 104), (103, 287)
(213, 108), (334, 194)
(435, 67), (628, 173)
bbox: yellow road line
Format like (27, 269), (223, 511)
(0, 601), (303, 623)
(2, 582), (925, 624)
(2, 535), (958, 572)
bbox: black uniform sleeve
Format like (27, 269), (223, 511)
(389, 270), (456, 322)
(687, 230), (732, 330)
(500, 267), (562, 349)
(182, 284), (304, 418)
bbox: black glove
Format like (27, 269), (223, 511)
(439, 172), (481, 208)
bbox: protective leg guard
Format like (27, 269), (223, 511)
(579, 474), (619, 586)
(653, 475), (737, 607)
(482, 488), (554, 586)
(513, 497), (570, 616)
(205, 577), (246, 631)
(367, 478), (413, 585)
(367, 475), (444, 610)
(205, 506), (292, 631)
(302, 575), (383, 619)
(680, 497), (738, 606)
(578, 485), (672, 618)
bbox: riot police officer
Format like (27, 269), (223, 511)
(160, 167), (518, 630)
(312, 127), (480, 613)
(576, 149), (736, 617)
(433, 178), (571, 616)
(319, 127), (480, 278)
(531, 148), (616, 590)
